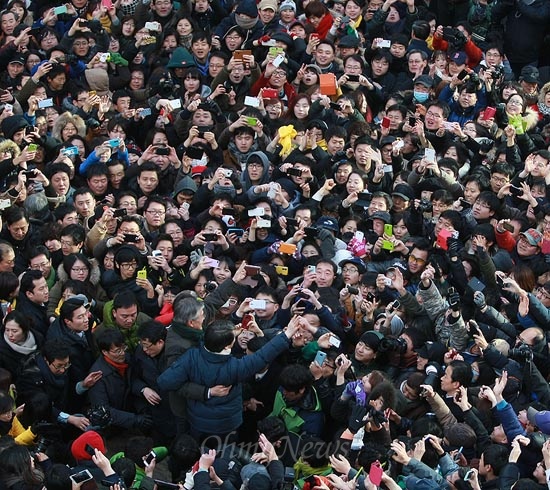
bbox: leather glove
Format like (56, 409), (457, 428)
(448, 289), (460, 311)
(134, 414), (153, 429)
(348, 404), (367, 434)
(447, 238), (461, 258)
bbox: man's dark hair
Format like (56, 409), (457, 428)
(113, 291), (139, 310)
(491, 162), (514, 179)
(203, 320), (235, 353)
(3, 206), (27, 226)
(73, 187), (95, 201)
(425, 100), (450, 119)
(53, 203), (77, 223)
(112, 89), (132, 105)
(412, 20), (430, 40)
(60, 224), (86, 246)
(325, 126), (347, 142)
(0, 271), (19, 300)
(314, 258), (337, 275)
(143, 196), (166, 212)
(476, 190), (502, 213)
(278, 364), (314, 392)
(481, 444), (509, 476)
(20, 269), (43, 296)
(137, 161), (159, 177)
(168, 434), (201, 481)
(96, 329), (126, 352)
(42, 338), (71, 363)
(191, 30), (211, 45)
(45, 464), (72, 490)
(111, 458), (136, 488)
(448, 360), (472, 388)
(125, 436), (154, 467)
(86, 163), (109, 179)
(137, 320), (167, 344)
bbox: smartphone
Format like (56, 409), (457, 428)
(204, 258), (220, 268)
(459, 198), (471, 209)
(248, 207), (265, 217)
(275, 265), (288, 275)
(483, 106), (496, 120)
(347, 285), (359, 295)
(137, 269), (147, 280)
(369, 462), (383, 486)
(436, 229), (452, 250)
(262, 88), (278, 98)
(242, 313), (253, 330)
(246, 117), (258, 126)
(54, 5), (68, 15)
(124, 233), (139, 242)
(329, 102), (341, 110)
(502, 222), (514, 232)
(250, 299), (267, 309)
(244, 96), (260, 108)
(169, 99), (182, 110)
(286, 217), (299, 227)
(272, 53), (285, 68)
(287, 167), (302, 177)
(307, 265), (316, 273)
(62, 146), (79, 156)
(379, 39), (391, 48)
(70, 470), (93, 485)
(222, 207), (236, 215)
(245, 265), (261, 276)
(389, 299), (400, 311)
(144, 450), (157, 465)
(381, 116), (391, 129)
(152, 250), (163, 257)
(145, 21), (159, 31)
(0, 199), (11, 210)
(112, 208), (127, 218)
(38, 98), (53, 109)
(424, 148), (436, 163)
(467, 277), (486, 292)
(366, 292), (377, 302)
(304, 227), (318, 239)
(27, 144), (37, 152)
(346, 74), (360, 82)
(107, 138), (120, 148)
(509, 185), (522, 197)
(328, 335), (341, 348)
(408, 116), (416, 127)
(496, 274), (505, 287)
(314, 350), (327, 366)
(140, 108), (152, 117)
(155, 147), (170, 155)
(202, 233), (218, 241)
(279, 243), (297, 254)
(85, 444), (96, 456)
(256, 219), (271, 228)
(384, 224), (393, 236)
(227, 228), (244, 237)
(457, 69), (469, 80)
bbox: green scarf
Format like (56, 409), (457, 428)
(170, 320), (204, 342)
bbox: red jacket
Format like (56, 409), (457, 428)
(432, 35), (483, 69)
(251, 74), (297, 101)
(308, 12), (334, 40)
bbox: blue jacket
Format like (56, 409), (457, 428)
(157, 333), (290, 434)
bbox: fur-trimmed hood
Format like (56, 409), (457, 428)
(56, 258), (101, 286)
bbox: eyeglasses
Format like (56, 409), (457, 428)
(71, 267), (88, 273)
(408, 255), (426, 265)
(535, 287), (550, 300)
(490, 175), (509, 184)
(73, 41), (89, 47)
(508, 99), (523, 106)
(272, 70), (286, 78)
(31, 262), (50, 270)
(146, 209), (165, 215)
(342, 267), (359, 273)
(50, 361), (71, 371)
(119, 262), (138, 270)
(474, 201), (491, 209)
(109, 345), (128, 355)
(248, 163), (263, 168)
(425, 111), (442, 119)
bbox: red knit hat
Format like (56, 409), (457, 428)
(71, 431), (106, 461)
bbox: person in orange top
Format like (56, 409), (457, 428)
(304, 1), (334, 40)
(432, 22), (482, 69)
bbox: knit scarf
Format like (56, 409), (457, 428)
(103, 355), (128, 378)
(4, 331), (37, 355)
(278, 125), (297, 158)
(538, 102), (550, 117)
(236, 16), (258, 30)
(170, 320), (204, 342)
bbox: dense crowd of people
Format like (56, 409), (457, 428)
(0, 0), (549, 489)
